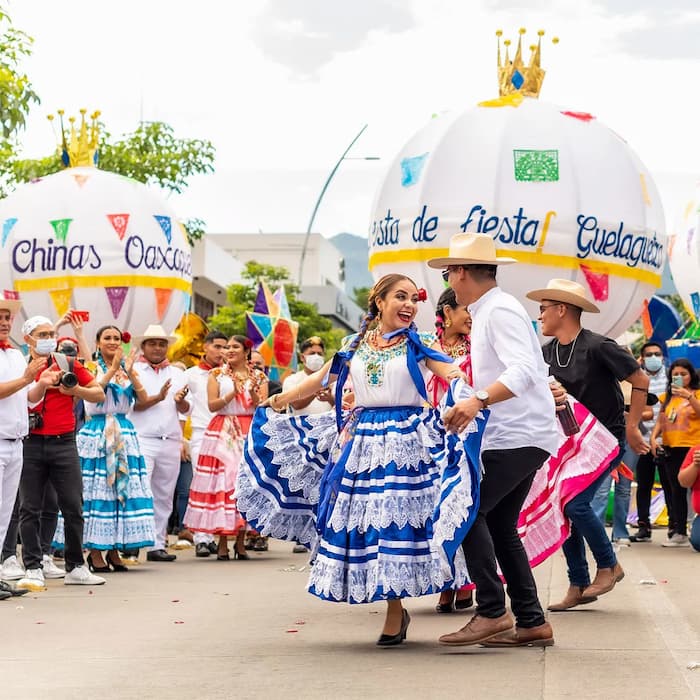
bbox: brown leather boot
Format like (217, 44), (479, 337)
(581, 563), (624, 598)
(547, 585), (598, 611)
(481, 621), (555, 647)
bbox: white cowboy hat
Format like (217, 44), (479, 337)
(526, 278), (601, 313)
(0, 290), (22, 315)
(427, 233), (517, 268)
(135, 324), (177, 346)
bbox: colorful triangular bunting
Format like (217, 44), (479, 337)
(50, 218), (73, 244)
(2, 218), (18, 247)
(107, 214), (130, 241)
(105, 287), (129, 319)
(49, 289), (72, 318)
(155, 288), (173, 320)
(154, 215), (172, 244)
(580, 265), (609, 302)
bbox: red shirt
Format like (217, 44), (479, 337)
(680, 445), (700, 514)
(30, 358), (95, 435)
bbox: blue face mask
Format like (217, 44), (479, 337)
(644, 356), (663, 373)
(35, 338), (57, 356)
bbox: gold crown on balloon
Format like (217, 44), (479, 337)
(496, 28), (558, 98)
(47, 108), (101, 168)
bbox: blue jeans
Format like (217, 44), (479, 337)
(592, 444), (636, 540)
(562, 447), (622, 587)
(690, 517), (700, 552)
(174, 459), (193, 530)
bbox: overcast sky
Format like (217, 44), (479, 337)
(8, 0), (700, 240)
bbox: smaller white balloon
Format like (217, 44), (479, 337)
(669, 184), (700, 322)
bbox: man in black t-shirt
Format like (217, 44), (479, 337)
(526, 279), (649, 611)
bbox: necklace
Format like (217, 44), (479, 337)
(554, 329), (582, 368)
(366, 327), (403, 350)
(441, 335), (470, 359)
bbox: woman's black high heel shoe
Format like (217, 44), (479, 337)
(436, 590), (455, 613)
(454, 593), (474, 610)
(377, 609), (410, 647)
(106, 553), (129, 572)
(87, 553), (110, 574)
(233, 549), (249, 560)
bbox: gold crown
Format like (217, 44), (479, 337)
(496, 29), (558, 98)
(47, 109), (101, 168)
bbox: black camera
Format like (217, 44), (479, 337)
(28, 412), (43, 430)
(56, 370), (78, 389)
(51, 351), (78, 389)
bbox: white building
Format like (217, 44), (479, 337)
(190, 232), (363, 333)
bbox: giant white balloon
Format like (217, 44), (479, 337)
(369, 98), (666, 338)
(0, 166), (192, 345)
(668, 183), (700, 322)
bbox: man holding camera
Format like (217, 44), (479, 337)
(17, 316), (106, 590)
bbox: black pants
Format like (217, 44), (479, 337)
(1, 482), (59, 561)
(635, 452), (676, 529)
(19, 434), (84, 572)
(460, 446), (549, 628)
(661, 446), (690, 537)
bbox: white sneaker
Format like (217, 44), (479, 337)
(16, 568), (47, 591)
(0, 555), (25, 581)
(42, 554), (66, 579)
(64, 565), (106, 585)
(662, 534), (690, 547)
(613, 538), (631, 547)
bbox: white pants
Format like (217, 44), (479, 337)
(189, 429), (214, 546)
(140, 436), (182, 551)
(0, 439), (23, 553)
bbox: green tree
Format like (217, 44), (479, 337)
(208, 262), (347, 352)
(8, 120), (215, 245)
(0, 8), (40, 194)
(352, 285), (370, 312)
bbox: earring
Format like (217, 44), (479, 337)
(444, 318), (452, 328)
(377, 310), (382, 321)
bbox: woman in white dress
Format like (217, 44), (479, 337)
(236, 274), (486, 646)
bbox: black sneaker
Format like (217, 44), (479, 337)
(630, 526), (652, 542)
(195, 543), (211, 558)
(207, 541), (218, 555)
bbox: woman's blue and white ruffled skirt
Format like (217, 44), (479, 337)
(236, 381), (485, 604)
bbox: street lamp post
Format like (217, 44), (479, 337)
(297, 124), (378, 286)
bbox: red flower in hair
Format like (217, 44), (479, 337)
(417, 288), (428, 302)
(244, 338), (254, 349)
(121, 331), (132, 343)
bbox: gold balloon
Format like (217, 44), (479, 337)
(167, 312), (210, 368)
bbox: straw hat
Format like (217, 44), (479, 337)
(427, 233), (517, 268)
(526, 278), (600, 313)
(135, 324), (177, 346)
(0, 290), (22, 315)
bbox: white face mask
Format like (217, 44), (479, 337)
(35, 338), (57, 356)
(304, 354), (325, 372)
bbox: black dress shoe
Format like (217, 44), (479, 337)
(377, 609), (411, 647)
(0, 590), (11, 601)
(146, 549), (177, 562)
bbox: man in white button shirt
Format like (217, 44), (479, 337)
(0, 293), (44, 598)
(428, 233), (559, 649)
(183, 330), (228, 557)
(130, 325), (190, 562)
